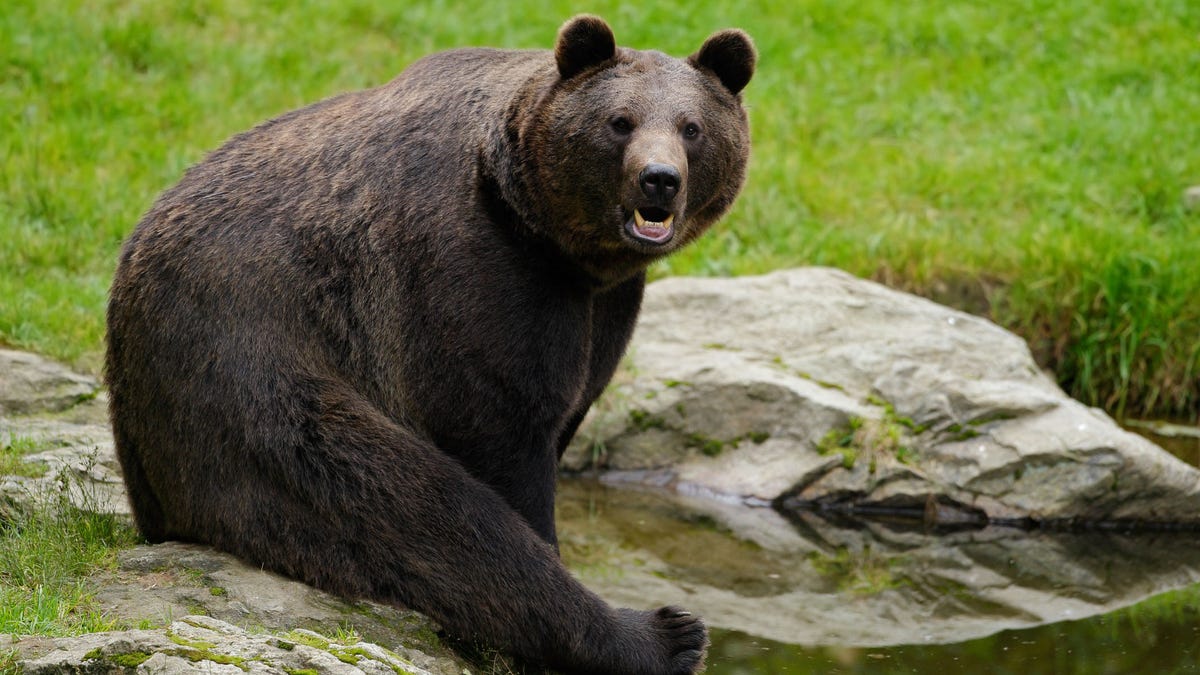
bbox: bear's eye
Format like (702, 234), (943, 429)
(611, 117), (634, 134)
(683, 122), (702, 139)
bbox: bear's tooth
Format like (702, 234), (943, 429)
(634, 210), (647, 228)
(662, 214), (675, 228)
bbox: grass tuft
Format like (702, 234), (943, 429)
(0, 460), (141, 636)
(0, 434), (52, 478)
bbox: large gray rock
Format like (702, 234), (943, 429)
(91, 542), (465, 675)
(564, 267), (1200, 525)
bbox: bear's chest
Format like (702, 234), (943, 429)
(398, 265), (596, 453)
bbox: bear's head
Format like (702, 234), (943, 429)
(517, 15), (755, 285)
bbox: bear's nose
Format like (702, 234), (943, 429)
(639, 163), (681, 202)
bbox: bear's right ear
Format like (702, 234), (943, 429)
(555, 15), (616, 80)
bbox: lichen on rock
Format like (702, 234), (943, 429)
(15, 616), (445, 675)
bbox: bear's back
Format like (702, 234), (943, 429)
(118, 47), (553, 297)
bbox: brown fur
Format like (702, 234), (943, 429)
(106, 16), (754, 675)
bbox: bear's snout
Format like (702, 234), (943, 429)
(621, 149), (688, 248)
(639, 163), (681, 203)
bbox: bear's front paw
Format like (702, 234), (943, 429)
(609, 605), (708, 675)
(651, 605), (709, 674)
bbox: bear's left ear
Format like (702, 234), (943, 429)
(689, 29), (756, 96)
(555, 15), (617, 80)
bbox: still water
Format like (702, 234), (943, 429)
(557, 469), (1200, 674)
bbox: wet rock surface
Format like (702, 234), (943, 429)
(564, 267), (1200, 527)
(558, 479), (1200, 647)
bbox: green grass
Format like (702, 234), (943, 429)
(0, 433), (52, 478)
(3, 0), (1198, 418)
(0, 502), (139, 635)
(0, 467), (141, 636)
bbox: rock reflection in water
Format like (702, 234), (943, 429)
(556, 478), (1200, 654)
(706, 603), (1200, 675)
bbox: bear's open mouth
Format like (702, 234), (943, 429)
(626, 207), (675, 245)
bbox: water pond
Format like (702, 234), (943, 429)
(557, 472), (1200, 674)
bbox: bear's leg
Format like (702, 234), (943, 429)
(480, 443), (561, 548)
(555, 274), (645, 459)
(197, 380), (707, 675)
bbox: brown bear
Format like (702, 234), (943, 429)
(106, 15), (753, 675)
